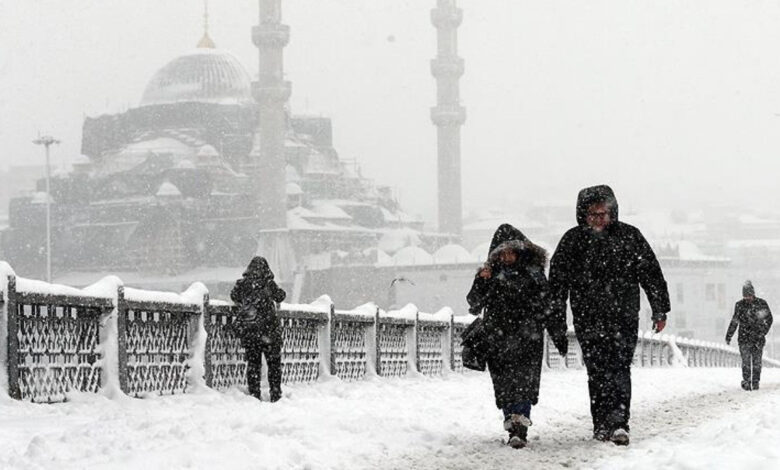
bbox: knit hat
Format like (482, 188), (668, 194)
(743, 280), (755, 297)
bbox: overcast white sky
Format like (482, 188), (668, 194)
(2, 0), (780, 225)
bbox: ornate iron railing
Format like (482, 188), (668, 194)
(2, 269), (775, 403)
(117, 287), (201, 397)
(5, 276), (112, 402)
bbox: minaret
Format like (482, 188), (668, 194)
(252, 0), (291, 229)
(430, 0), (466, 237)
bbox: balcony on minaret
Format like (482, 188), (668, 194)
(431, 57), (465, 79)
(431, 6), (463, 29)
(252, 23), (290, 48)
(431, 105), (466, 126)
(252, 80), (292, 104)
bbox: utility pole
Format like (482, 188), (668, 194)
(32, 135), (59, 282)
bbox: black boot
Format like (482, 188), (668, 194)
(503, 416), (528, 449)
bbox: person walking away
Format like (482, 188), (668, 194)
(726, 280), (773, 391)
(548, 185), (670, 446)
(231, 256), (287, 402)
(467, 224), (569, 449)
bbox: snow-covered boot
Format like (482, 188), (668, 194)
(503, 415), (529, 449)
(610, 428), (630, 446)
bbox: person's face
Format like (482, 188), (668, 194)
(586, 202), (612, 232)
(499, 248), (518, 265)
(744, 294), (755, 301)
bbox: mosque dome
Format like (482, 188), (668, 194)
(139, 47), (253, 107)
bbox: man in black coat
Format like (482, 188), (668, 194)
(549, 185), (670, 446)
(231, 256), (287, 402)
(726, 280), (773, 391)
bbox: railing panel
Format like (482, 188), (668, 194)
(205, 306), (246, 391)
(451, 322), (467, 373)
(121, 301), (195, 397)
(331, 315), (371, 381)
(378, 322), (410, 377)
(15, 303), (103, 402)
(280, 315), (321, 384)
(417, 322), (446, 376)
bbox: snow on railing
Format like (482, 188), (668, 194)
(0, 270), (475, 402)
(1, 265), (775, 403)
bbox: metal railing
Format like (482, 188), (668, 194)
(1, 268), (774, 403)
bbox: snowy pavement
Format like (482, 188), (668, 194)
(1, 367), (779, 470)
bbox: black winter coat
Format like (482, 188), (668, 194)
(231, 257), (287, 345)
(726, 297), (773, 346)
(549, 186), (670, 340)
(466, 225), (567, 407)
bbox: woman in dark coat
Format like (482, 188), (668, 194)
(467, 224), (568, 448)
(231, 256), (287, 402)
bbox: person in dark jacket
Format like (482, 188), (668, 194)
(548, 185), (670, 446)
(726, 280), (773, 391)
(231, 256), (287, 402)
(467, 224), (569, 449)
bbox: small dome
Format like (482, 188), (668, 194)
(392, 246), (433, 266)
(286, 182), (303, 196)
(197, 145), (219, 157)
(140, 49), (252, 106)
(156, 181), (181, 197)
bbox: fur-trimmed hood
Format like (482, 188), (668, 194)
(487, 237), (548, 269)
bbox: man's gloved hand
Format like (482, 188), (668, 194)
(725, 337), (731, 345)
(652, 319), (666, 333)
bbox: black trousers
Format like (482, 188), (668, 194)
(739, 341), (764, 389)
(245, 340), (282, 401)
(579, 332), (638, 433)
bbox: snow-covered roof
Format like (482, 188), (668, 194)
(432, 244), (477, 264)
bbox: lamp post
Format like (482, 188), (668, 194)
(32, 135), (59, 282)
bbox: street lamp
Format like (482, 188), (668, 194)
(32, 135), (60, 283)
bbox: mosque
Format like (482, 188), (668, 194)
(1, 1), (473, 309)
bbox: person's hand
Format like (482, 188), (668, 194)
(725, 337), (731, 345)
(478, 266), (492, 279)
(652, 319), (666, 333)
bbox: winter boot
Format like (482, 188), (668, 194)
(610, 428), (630, 446)
(270, 389), (282, 403)
(503, 415), (529, 449)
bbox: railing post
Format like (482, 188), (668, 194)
(374, 307), (381, 376)
(328, 303), (336, 376)
(413, 311), (420, 373)
(448, 313), (455, 372)
(6, 275), (20, 400)
(116, 286), (128, 395)
(203, 293), (213, 388)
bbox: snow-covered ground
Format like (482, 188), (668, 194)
(1, 367), (779, 470)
